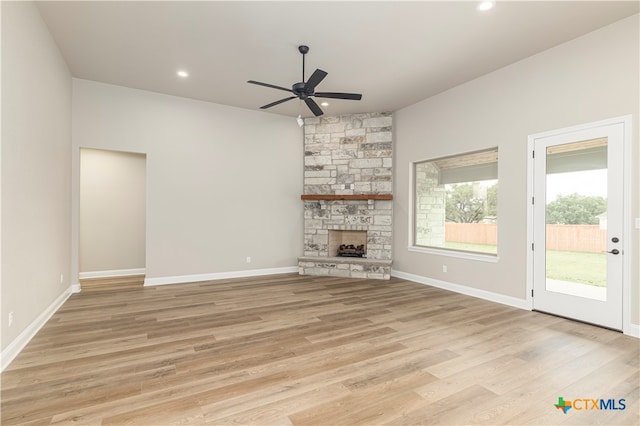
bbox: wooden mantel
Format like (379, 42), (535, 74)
(301, 194), (393, 201)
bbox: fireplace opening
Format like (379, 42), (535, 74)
(337, 244), (366, 257)
(328, 230), (367, 258)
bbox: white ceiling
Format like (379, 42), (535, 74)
(36, 1), (639, 118)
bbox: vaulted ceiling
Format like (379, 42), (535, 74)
(36, 1), (639, 117)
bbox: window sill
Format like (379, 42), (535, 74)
(408, 245), (499, 263)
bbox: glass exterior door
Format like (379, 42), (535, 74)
(532, 123), (624, 330)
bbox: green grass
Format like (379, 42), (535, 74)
(545, 250), (606, 287)
(443, 242), (606, 287)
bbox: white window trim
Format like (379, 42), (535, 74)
(408, 245), (499, 263)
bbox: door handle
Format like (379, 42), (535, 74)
(605, 249), (620, 255)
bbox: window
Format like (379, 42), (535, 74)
(413, 148), (498, 256)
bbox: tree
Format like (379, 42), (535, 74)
(486, 184), (498, 217)
(545, 193), (606, 225)
(446, 183), (496, 223)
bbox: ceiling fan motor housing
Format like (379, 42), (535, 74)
(292, 82), (310, 98)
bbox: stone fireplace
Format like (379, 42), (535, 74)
(298, 113), (393, 280)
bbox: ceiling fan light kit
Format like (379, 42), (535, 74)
(248, 45), (362, 117)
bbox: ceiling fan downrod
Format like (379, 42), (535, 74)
(299, 45), (309, 83)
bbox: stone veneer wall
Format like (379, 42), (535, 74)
(298, 113), (393, 280)
(303, 113), (392, 195)
(414, 162), (446, 247)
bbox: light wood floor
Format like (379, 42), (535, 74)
(1, 273), (638, 425)
(79, 274), (145, 293)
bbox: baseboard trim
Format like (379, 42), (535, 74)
(79, 268), (146, 280)
(391, 269), (529, 310)
(1, 286), (73, 372)
(391, 271), (638, 338)
(144, 266), (299, 287)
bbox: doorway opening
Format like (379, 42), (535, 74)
(79, 148), (146, 291)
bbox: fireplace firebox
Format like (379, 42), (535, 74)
(328, 230), (367, 258)
(337, 244), (366, 257)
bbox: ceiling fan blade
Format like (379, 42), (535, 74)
(305, 98), (323, 116)
(260, 96), (297, 109)
(314, 92), (362, 100)
(247, 80), (293, 93)
(304, 69), (328, 92)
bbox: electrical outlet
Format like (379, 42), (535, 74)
(60, 274), (64, 284)
(442, 265), (448, 273)
(8, 312), (14, 327)
(246, 256), (251, 264)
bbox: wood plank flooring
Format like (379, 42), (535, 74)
(1, 273), (638, 425)
(79, 275), (145, 292)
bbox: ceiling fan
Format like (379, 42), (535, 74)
(247, 45), (362, 117)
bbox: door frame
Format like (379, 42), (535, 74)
(526, 115), (633, 335)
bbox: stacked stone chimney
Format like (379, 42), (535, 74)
(298, 112), (393, 279)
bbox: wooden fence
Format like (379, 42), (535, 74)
(445, 222), (497, 246)
(445, 223), (606, 253)
(543, 224), (607, 252)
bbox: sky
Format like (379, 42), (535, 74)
(546, 169), (607, 203)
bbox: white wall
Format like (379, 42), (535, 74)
(1, 2), (72, 352)
(394, 15), (639, 325)
(80, 148), (146, 274)
(72, 79), (303, 284)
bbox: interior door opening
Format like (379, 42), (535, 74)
(79, 148), (147, 290)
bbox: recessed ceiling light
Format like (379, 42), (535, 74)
(477, 1), (495, 11)
(177, 70), (189, 78)
(320, 101), (329, 107)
